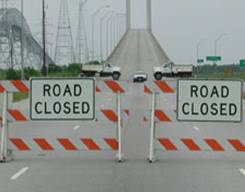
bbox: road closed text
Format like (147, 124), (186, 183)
(177, 80), (242, 122)
(31, 79), (95, 120)
(34, 84), (90, 115)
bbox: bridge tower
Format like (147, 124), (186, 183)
(126, 0), (131, 30)
(126, 0), (152, 31)
(54, 0), (75, 65)
(146, 0), (152, 32)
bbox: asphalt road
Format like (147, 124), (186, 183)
(1, 29), (245, 192)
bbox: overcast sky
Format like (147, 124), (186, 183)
(11, 0), (245, 64)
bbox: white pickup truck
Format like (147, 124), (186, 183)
(81, 62), (121, 80)
(153, 62), (193, 80)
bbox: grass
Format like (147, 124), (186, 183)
(0, 71), (6, 80)
(195, 71), (245, 80)
(48, 71), (80, 77)
(12, 93), (29, 102)
(196, 71), (245, 99)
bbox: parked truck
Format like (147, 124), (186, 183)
(81, 62), (121, 80)
(153, 62), (193, 80)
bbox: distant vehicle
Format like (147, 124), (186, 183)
(81, 62), (121, 80)
(153, 62), (193, 80)
(133, 71), (148, 83)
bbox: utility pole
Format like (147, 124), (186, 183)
(41, 0), (47, 76)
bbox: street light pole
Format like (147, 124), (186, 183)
(214, 33), (226, 67)
(110, 15), (115, 54)
(113, 15), (117, 50)
(91, 5), (109, 61)
(214, 33), (226, 57)
(196, 39), (204, 75)
(196, 39), (205, 66)
(116, 14), (126, 44)
(41, 0), (47, 76)
(100, 11), (113, 62)
(20, 0), (24, 79)
(106, 14), (114, 58)
(116, 15), (120, 45)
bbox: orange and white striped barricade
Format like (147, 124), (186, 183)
(155, 137), (245, 152)
(95, 80), (128, 162)
(0, 80), (29, 162)
(143, 109), (176, 123)
(144, 80), (177, 163)
(0, 79), (128, 163)
(0, 108), (130, 124)
(145, 80), (245, 162)
(10, 137), (119, 152)
(0, 89), (9, 162)
(144, 80), (176, 94)
(96, 80), (128, 94)
(0, 80), (29, 93)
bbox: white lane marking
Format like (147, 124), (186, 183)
(239, 169), (245, 176)
(73, 125), (80, 130)
(10, 167), (29, 180)
(193, 126), (200, 131)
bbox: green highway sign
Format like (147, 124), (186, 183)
(197, 59), (204, 64)
(206, 56), (222, 62)
(240, 59), (245, 68)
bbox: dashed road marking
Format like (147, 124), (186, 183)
(239, 169), (245, 176)
(73, 125), (80, 130)
(10, 167), (29, 180)
(193, 126), (200, 131)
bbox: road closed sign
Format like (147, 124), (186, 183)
(177, 80), (243, 122)
(30, 78), (95, 120)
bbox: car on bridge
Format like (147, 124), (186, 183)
(133, 71), (148, 83)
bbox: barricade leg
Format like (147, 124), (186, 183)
(148, 92), (157, 163)
(0, 91), (12, 163)
(116, 92), (124, 162)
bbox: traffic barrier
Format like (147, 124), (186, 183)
(156, 138), (245, 152)
(144, 80), (176, 94)
(0, 80), (128, 93)
(10, 137), (118, 151)
(0, 80), (29, 93)
(143, 109), (176, 122)
(99, 109), (129, 122)
(96, 80), (128, 93)
(145, 80), (245, 163)
(145, 80), (180, 162)
(0, 108), (130, 123)
(0, 79), (128, 162)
